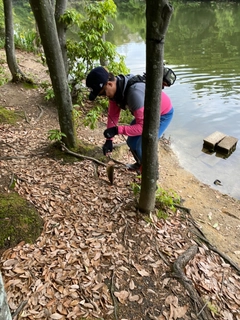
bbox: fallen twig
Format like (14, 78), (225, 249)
(222, 210), (240, 221)
(156, 246), (170, 267)
(172, 245), (214, 320)
(0, 155), (27, 160)
(23, 111), (30, 124)
(123, 221), (128, 245)
(8, 172), (15, 189)
(35, 105), (44, 122)
(11, 300), (28, 319)
(110, 270), (118, 320)
(196, 300), (209, 318)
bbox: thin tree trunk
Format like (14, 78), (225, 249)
(29, 0), (76, 149)
(3, 0), (26, 82)
(55, 0), (68, 75)
(139, 0), (173, 213)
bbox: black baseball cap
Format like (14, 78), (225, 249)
(86, 66), (109, 100)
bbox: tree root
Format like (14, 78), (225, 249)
(61, 144), (107, 167)
(35, 105), (44, 122)
(192, 229), (240, 275)
(186, 214), (240, 275)
(173, 203), (191, 213)
(61, 145), (127, 185)
(171, 245), (214, 320)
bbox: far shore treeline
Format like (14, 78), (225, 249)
(11, 0), (240, 4)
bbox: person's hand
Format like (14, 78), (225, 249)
(104, 126), (118, 139)
(102, 139), (113, 155)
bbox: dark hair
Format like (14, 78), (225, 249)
(108, 72), (115, 81)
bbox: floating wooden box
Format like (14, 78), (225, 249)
(215, 136), (238, 155)
(203, 131), (226, 151)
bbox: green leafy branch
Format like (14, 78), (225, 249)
(48, 129), (66, 142)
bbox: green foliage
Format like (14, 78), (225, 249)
(14, 29), (38, 52)
(67, 0), (129, 85)
(0, 64), (8, 86)
(72, 105), (82, 129)
(131, 182), (181, 216)
(45, 87), (55, 101)
(107, 54), (129, 76)
(131, 181), (141, 196)
(65, 0), (129, 131)
(207, 301), (218, 315)
(0, 1), (4, 34)
(155, 186), (181, 213)
(80, 95), (108, 130)
(12, 2), (37, 52)
(96, 96), (109, 111)
(40, 80), (51, 90)
(83, 105), (103, 130)
(48, 129), (67, 142)
(13, 1), (33, 30)
(119, 109), (133, 124)
(156, 210), (169, 220)
(60, 9), (82, 27)
(0, 39), (4, 49)
(7, 0), (131, 133)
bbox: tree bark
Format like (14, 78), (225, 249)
(55, 0), (68, 75)
(0, 272), (12, 320)
(139, 0), (173, 213)
(29, 0), (76, 149)
(3, 0), (26, 82)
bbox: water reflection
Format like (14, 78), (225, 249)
(115, 1), (240, 199)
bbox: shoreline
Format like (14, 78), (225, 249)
(158, 139), (240, 267)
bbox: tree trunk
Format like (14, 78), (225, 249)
(138, 0), (173, 213)
(0, 272), (12, 320)
(3, 0), (26, 82)
(55, 0), (68, 75)
(29, 0), (76, 149)
(100, 34), (108, 66)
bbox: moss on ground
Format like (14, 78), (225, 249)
(0, 106), (23, 124)
(0, 192), (44, 254)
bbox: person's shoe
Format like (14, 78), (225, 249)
(126, 162), (141, 171)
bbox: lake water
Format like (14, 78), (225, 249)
(116, 1), (240, 200)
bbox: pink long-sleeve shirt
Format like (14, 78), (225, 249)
(107, 88), (172, 137)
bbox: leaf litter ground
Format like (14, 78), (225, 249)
(0, 50), (240, 320)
